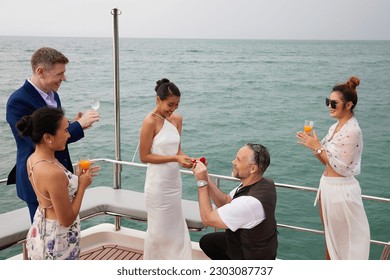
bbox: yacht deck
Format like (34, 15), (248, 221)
(80, 244), (143, 260)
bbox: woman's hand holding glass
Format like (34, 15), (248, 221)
(77, 154), (100, 177)
(297, 129), (321, 151)
(77, 155), (100, 190)
(77, 165), (100, 191)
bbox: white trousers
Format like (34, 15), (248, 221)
(315, 175), (370, 260)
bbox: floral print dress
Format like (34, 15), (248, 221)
(26, 160), (80, 260)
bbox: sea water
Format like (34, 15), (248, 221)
(0, 36), (389, 260)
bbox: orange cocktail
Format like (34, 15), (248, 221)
(79, 159), (91, 170)
(303, 125), (313, 133)
(303, 120), (314, 133)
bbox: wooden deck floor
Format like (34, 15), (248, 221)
(80, 244), (144, 260)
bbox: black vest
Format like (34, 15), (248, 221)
(225, 177), (278, 259)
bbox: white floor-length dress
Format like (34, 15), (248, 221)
(143, 118), (192, 259)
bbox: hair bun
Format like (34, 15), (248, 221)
(155, 78), (170, 92)
(16, 115), (33, 137)
(346, 76), (360, 90)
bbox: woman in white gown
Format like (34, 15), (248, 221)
(139, 78), (194, 259)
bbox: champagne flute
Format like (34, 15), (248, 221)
(78, 154), (91, 171)
(304, 120), (314, 133)
(90, 97), (100, 110)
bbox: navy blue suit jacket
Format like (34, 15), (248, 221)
(6, 80), (84, 203)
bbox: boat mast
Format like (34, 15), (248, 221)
(111, 8), (122, 190)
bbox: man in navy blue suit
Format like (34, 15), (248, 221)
(6, 47), (100, 222)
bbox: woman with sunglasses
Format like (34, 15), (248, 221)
(297, 76), (370, 260)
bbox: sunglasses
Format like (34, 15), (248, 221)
(325, 98), (339, 109)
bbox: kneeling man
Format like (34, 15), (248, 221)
(192, 143), (277, 260)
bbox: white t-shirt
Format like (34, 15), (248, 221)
(217, 186), (265, 232)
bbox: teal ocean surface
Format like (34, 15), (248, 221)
(0, 36), (389, 260)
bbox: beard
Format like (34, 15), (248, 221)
(232, 168), (249, 180)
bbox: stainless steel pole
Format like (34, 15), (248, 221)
(111, 8), (122, 231)
(111, 8), (122, 191)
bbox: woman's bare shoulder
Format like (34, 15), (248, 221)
(30, 161), (68, 191)
(32, 161), (64, 177)
(142, 113), (157, 126)
(171, 113), (183, 123)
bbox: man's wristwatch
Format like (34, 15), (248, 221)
(197, 180), (208, 188)
(313, 147), (325, 155)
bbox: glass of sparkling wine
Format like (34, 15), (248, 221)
(78, 154), (91, 171)
(304, 120), (314, 133)
(90, 97), (100, 110)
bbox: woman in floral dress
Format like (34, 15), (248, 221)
(16, 107), (99, 259)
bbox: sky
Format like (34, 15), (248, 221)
(0, 0), (389, 40)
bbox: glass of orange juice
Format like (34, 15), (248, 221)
(304, 120), (314, 133)
(78, 154), (91, 171)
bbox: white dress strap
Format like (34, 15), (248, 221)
(152, 112), (166, 120)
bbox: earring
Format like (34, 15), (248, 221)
(49, 141), (52, 144)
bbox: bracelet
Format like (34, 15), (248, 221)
(197, 180), (208, 188)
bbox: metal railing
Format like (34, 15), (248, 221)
(94, 158), (390, 259)
(1, 158), (389, 259)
